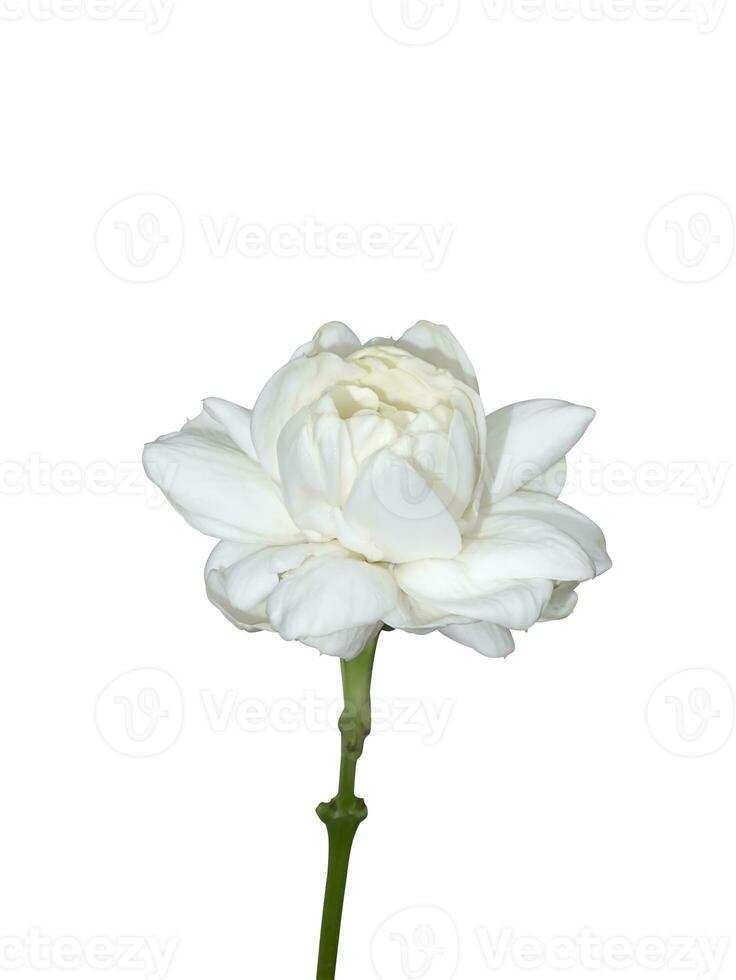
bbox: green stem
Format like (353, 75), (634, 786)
(315, 632), (378, 980)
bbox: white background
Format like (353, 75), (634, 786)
(1, 2), (734, 979)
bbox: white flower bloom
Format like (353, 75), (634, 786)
(143, 321), (611, 659)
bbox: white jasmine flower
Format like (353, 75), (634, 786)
(143, 321), (610, 659)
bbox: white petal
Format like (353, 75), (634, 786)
(267, 556), (398, 640)
(440, 622), (515, 658)
(143, 410), (300, 543)
(300, 623), (381, 660)
(522, 456), (567, 497)
(205, 538), (263, 576)
(228, 542), (342, 610)
(467, 514), (597, 581)
(251, 352), (362, 480)
(205, 539), (345, 630)
(290, 321), (362, 360)
(484, 399), (594, 503)
(395, 410), (479, 523)
(395, 558), (553, 629)
(397, 321), (479, 391)
(385, 589), (468, 630)
(336, 448), (462, 563)
(488, 491), (611, 576)
(277, 397), (358, 537)
(440, 580), (553, 627)
(345, 411), (399, 465)
(202, 397), (256, 458)
(205, 540), (271, 630)
(540, 582), (579, 621)
(448, 409), (482, 521)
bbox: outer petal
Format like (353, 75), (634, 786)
(336, 448), (462, 563)
(300, 623), (381, 660)
(206, 540), (382, 655)
(395, 559), (553, 629)
(397, 321), (479, 392)
(251, 352), (362, 480)
(202, 397), (256, 458)
(484, 399), (594, 503)
(290, 321), (362, 360)
(466, 514), (596, 581)
(484, 490), (611, 576)
(385, 589), (469, 631)
(143, 410), (300, 543)
(540, 581), (579, 622)
(522, 456), (567, 498)
(205, 539), (347, 630)
(394, 509), (597, 626)
(213, 541), (343, 611)
(440, 622), (515, 658)
(205, 539), (270, 630)
(267, 555), (398, 640)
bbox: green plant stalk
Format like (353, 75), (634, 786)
(315, 632), (379, 980)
